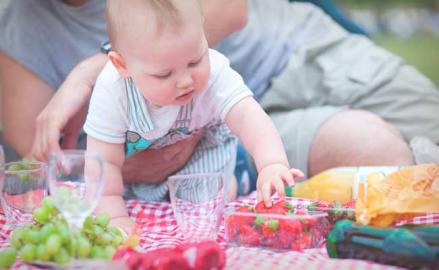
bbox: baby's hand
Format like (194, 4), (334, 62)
(110, 216), (137, 236)
(256, 164), (304, 207)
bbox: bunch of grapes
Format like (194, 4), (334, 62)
(0, 196), (131, 268)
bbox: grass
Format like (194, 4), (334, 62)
(375, 34), (439, 86)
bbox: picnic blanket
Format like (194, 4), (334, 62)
(1, 195), (438, 270)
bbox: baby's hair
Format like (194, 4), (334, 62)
(106, 0), (198, 50)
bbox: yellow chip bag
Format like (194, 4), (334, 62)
(356, 163), (439, 227)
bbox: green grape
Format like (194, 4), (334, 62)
(90, 246), (105, 259)
(111, 235), (124, 247)
(24, 229), (41, 244)
(54, 248), (70, 265)
(42, 196), (57, 215)
(10, 228), (25, 249)
(40, 223), (55, 241)
(104, 246), (116, 260)
(46, 234), (62, 255)
(7, 163), (23, 171)
(0, 247), (17, 268)
(68, 237), (77, 257)
(58, 224), (71, 244)
(96, 232), (112, 246)
(19, 244), (36, 262)
(108, 226), (123, 237)
(91, 225), (104, 236)
(83, 216), (94, 230)
(77, 237), (91, 258)
(33, 207), (50, 224)
(36, 244), (50, 261)
(96, 213), (110, 229)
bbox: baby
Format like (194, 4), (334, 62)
(84, 0), (302, 232)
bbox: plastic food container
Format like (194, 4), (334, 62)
(224, 201), (329, 251)
(306, 201), (356, 226)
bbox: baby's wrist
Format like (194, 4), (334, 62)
(259, 162), (289, 172)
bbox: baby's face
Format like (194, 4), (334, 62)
(122, 10), (210, 107)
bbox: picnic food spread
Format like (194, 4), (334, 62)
(1, 164), (438, 269)
(356, 163), (439, 227)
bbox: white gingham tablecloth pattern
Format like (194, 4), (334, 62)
(1, 195), (438, 270)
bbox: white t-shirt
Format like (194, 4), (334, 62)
(84, 49), (253, 145)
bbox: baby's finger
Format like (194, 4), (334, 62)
(273, 178), (285, 198)
(282, 170), (295, 186)
(290, 168), (305, 178)
(257, 190), (262, 203)
(262, 183), (272, 207)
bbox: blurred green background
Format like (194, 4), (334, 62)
(335, 0), (439, 86)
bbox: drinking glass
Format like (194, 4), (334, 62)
(168, 173), (224, 242)
(0, 160), (47, 228)
(48, 150), (104, 231)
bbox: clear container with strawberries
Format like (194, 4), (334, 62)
(225, 200), (330, 251)
(306, 200), (356, 226)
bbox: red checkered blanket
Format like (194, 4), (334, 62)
(1, 195), (438, 270)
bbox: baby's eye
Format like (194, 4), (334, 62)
(188, 57), (202, 68)
(153, 71), (172, 79)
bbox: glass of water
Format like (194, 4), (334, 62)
(0, 159), (47, 228)
(168, 173), (225, 242)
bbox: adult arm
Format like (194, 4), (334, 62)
(29, 52), (201, 184)
(0, 51), (54, 157)
(32, 53), (108, 161)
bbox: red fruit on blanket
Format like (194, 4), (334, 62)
(142, 249), (190, 270)
(178, 240), (226, 270)
(114, 241), (226, 270)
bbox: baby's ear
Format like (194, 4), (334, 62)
(108, 51), (129, 78)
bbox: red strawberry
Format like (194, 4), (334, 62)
(279, 218), (302, 235)
(255, 201), (288, 215)
(239, 225), (260, 245)
(291, 242), (302, 251)
(261, 219), (279, 237)
(343, 200), (356, 209)
(236, 205), (254, 213)
(300, 234), (313, 248)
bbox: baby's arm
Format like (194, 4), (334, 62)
(225, 97), (303, 206)
(87, 136), (136, 234)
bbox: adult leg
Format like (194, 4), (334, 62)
(308, 110), (414, 176)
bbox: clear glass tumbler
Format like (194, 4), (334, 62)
(168, 173), (225, 242)
(0, 160), (47, 228)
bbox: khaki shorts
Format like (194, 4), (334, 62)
(260, 35), (439, 177)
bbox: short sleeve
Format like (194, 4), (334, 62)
(83, 63), (128, 144)
(202, 49), (254, 121)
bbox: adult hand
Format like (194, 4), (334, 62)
(122, 132), (203, 185)
(31, 54), (107, 161)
